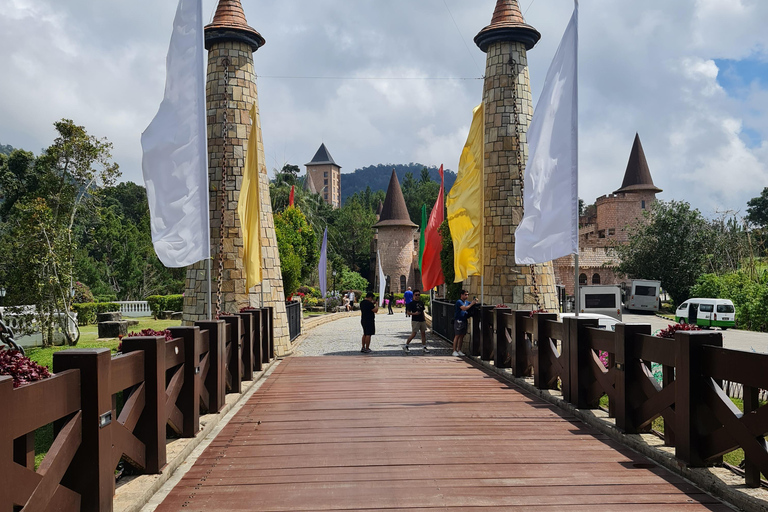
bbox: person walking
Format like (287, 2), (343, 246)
(403, 287), (413, 315)
(387, 291), (395, 315)
(359, 291), (379, 353)
(347, 290), (356, 310)
(403, 289), (429, 353)
(452, 290), (476, 356)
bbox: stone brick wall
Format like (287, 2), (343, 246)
(375, 226), (416, 293)
(467, 40), (558, 310)
(182, 41), (290, 355)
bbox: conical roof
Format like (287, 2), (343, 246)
(614, 134), (663, 194)
(303, 174), (318, 194)
(376, 200), (384, 216)
(305, 143), (340, 168)
(475, 0), (541, 52)
(373, 170), (417, 228)
(204, 0), (265, 51)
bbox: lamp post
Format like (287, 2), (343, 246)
(0, 287), (6, 307)
(332, 270), (337, 297)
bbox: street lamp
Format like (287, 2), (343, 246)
(332, 271), (337, 297)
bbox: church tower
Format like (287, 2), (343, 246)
(471, 0), (558, 309)
(182, 0), (291, 354)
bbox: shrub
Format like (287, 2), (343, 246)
(71, 302), (122, 325)
(72, 281), (94, 304)
(0, 350), (52, 388)
(118, 328), (174, 352)
(165, 295), (183, 312)
(147, 295), (166, 317)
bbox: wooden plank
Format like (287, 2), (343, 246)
(154, 356), (727, 512)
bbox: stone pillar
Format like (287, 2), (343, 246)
(376, 227), (416, 293)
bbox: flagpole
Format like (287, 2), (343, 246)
(574, 254), (580, 316)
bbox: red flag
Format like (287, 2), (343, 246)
(289, 185), (295, 207)
(421, 165), (445, 290)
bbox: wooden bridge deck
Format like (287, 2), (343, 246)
(154, 356), (730, 511)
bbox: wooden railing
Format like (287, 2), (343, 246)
(1, 308), (274, 512)
(434, 308), (768, 488)
(286, 301), (301, 342)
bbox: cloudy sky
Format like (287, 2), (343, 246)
(1, 0), (767, 217)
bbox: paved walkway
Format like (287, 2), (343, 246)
(152, 315), (729, 511)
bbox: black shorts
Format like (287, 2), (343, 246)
(362, 321), (375, 336)
(454, 318), (468, 335)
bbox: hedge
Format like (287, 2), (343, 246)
(71, 302), (121, 326)
(147, 294), (184, 318)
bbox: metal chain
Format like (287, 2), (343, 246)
(510, 56), (542, 310)
(216, 58), (231, 316)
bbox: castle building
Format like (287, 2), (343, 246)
(305, 143), (341, 208)
(182, 0), (290, 354)
(553, 133), (663, 294)
(468, 0), (558, 309)
(372, 170), (421, 293)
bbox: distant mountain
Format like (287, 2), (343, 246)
(339, 163), (457, 204)
(0, 143), (15, 156)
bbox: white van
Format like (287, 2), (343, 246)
(625, 279), (661, 312)
(579, 285), (622, 320)
(675, 298), (736, 330)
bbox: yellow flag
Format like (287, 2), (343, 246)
(446, 103), (484, 282)
(238, 104), (262, 288)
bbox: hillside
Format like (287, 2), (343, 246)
(339, 163), (456, 204)
(0, 143), (15, 155)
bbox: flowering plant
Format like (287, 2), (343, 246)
(118, 328), (174, 352)
(656, 322), (702, 339)
(396, 299), (405, 306)
(0, 350), (52, 388)
(384, 299), (390, 305)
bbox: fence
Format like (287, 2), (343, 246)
(0, 306), (78, 347)
(1, 308), (274, 512)
(433, 308), (768, 488)
(431, 299), (455, 341)
(286, 301), (301, 342)
(114, 301), (152, 317)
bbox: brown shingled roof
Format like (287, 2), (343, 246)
(614, 134), (663, 194)
(373, 170), (417, 229)
(204, 0), (265, 51)
(474, 0), (541, 52)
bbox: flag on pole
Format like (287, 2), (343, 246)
(418, 204), (427, 269)
(378, 251), (386, 307)
(141, 0), (210, 268)
(238, 104), (262, 289)
(422, 164), (445, 290)
(318, 227), (328, 298)
(515, 1), (579, 265)
(289, 185), (295, 207)
(447, 104), (484, 282)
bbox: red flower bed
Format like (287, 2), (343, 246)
(0, 350), (52, 388)
(657, 322), (702, 339)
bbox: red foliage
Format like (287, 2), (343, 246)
(239, 307), (257, 312)
(0, 350), (52, 388)
(657, 322), (702, 339)
(125, 329), (174, 341)
(528, 308), (549, 317)
(495, 304), (509, 308)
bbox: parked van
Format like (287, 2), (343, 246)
(579, 285), (622, 320)
(625, 279), (661, 312)
(674, 298), (736, 330)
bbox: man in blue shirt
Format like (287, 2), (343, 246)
(453, 289), (477, 356)
(403, 287), (413, 314)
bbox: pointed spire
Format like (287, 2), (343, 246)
(373, 170), (417, 228)
(614, 134), (663, 194)
(305, 143), (340, 168)
(205, 0), (265, 51)
(474, 0), (541, 52)
(376, 200), (384, 216)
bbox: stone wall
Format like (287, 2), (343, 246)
(467, 40), (558, 310)
(183, 41), (290, 355)
(375, 226), (417, 293)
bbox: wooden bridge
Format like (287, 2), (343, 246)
(3, 307), (768, 511)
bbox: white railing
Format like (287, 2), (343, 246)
(114, 301), (152, 318)
(0, 306), (78, 348)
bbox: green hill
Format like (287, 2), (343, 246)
(340, 163), (456, 204)
(0, 143), (15, 155)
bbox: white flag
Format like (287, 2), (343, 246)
(515, 1), (578, 265)
(318, 227), (328, 298)
(141, 0), (210, 268)
(377, 251), (386, 306)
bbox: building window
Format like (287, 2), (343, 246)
(579, 273), (587, 285)
(324, 179), (328, 185)
(598, 230), (606, 238)
(400, 275), (406, 291)
(592, 273), (601, 284)
(324, 172), (328, 177)
(641, 200), (646, 209)
(607, 228), (615, 236)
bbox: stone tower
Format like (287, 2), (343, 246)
(182, 0), (290, 355)
(374, 170), (418, 293)
(470, 0), (558, 309)
(305, 143), (342, 208)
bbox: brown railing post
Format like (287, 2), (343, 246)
(533, 312), (559, 390)
(249, 309), (263, 372)
(261, 308), (270, 364)
(568, 317), (600, 409)
(238, 312), (255, 381)
(470, 310), (481, 357)
(675, 331), (722, 467)
(221, 315), (243, 394)
(511, 311), (531, 377)
(120, 336), (166, 474)
(195, 320), (227, 413)
(481, 305), (495, 361)
(1, 376), (18, 509)
(53, 349), (113, 512)
(614, 323), (652, 433)
(744, 384), (761, 487)
(266, 306), (275, 359)
(168, 326), (200, 437)
(494, 308), (512, 368)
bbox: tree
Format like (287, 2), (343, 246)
(274, 207), (318, 296)
(331, 197), (376, 275)
(614, 200), (710, 306)
(439, 220), (463, 301)
(0, 120), (119, 345)
(747, 187), (768, 229)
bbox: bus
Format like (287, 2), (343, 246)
(579, 285), (622, 320)
(625, 279), (661, 312)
